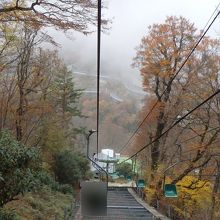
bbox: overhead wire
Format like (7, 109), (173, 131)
(178, 126), (220, 144)
(119, 88), (220, 164)
(133, 140), (220, 182)
(148, 126), (220, 156)
(119, 7), (220, 154)
(96, 0), (102, 157)
(201, 1), (220, 33)
(121, 127), (220, 168)
(180, 138), (220, 155)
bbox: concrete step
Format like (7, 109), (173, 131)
(81, 187), (154, 220)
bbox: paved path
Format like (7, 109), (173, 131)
(81, 187), (154, 220)
(108, 181), (136, 187)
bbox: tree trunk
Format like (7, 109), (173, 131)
(16, 83), (24, 141)
(151, 109), (166, 171)
(210, 160), (220, 220)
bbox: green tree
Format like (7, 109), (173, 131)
(52, 64), (82, 124)
(39, 62), (84, 163)
(53, 150), (90, 186)
(116, 162), (133, 178)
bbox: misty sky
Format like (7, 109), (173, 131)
(52, 0), (220, 87)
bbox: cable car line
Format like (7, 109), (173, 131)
(147, 126), (220, 156)
(180, 138), (220, 155)
(122, 126), (220, 161)
(178, 126), (220, 144)
(150, 138), (220, 160)
(129, 136), (220, 168)
(118, 9), (220, 154)
(201, 1), (220, 35)
(119, 89), (220, 164)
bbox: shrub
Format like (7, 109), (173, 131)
(116, 162), (134, 178)
(0, 208), (16, 220)
(58, 184), (73, 194)
(0, 130), (41, 207)
(36, 170), (73, 194)
(53, 150), (90, 185)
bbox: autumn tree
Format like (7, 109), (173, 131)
(0, 24), (44, 141)
(133, 15), (220, 219)
(0, 1), (100, 212)
(0, 19), (84, 149)
(134, 16), (197, 171)
(166, 36), (220, 185)
(0, 0), (101, 33)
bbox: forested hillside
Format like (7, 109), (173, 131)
(71, 70), (143, 152)
(0, 1), (96, 219)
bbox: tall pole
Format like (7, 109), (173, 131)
(96, 0), (102, 158)
(87, 130), (97, 158)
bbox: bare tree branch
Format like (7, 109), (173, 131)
(0, 0), (107, 33)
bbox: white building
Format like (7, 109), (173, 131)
(91, 149), (120, 174)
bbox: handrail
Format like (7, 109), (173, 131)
(88, 155), (109, 184)
(86, 130), (108, 187)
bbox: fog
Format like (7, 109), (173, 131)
(51, 0), (220, 88)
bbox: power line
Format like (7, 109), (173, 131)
(119, 9), (220, 154)
(96, 0), (102, 157)
(119, 89), (220, 164)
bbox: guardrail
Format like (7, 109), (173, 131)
(132, 186), (190, 220)
(130, 187), (171, 220)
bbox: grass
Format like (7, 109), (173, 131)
(5, 186), (74, 220)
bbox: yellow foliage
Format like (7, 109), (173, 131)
(177, 176), (212, 209)
(144, 175), (213, 219)
(144, 186), (157, 203)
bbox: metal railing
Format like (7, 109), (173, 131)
(86, 130), (109, 186)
